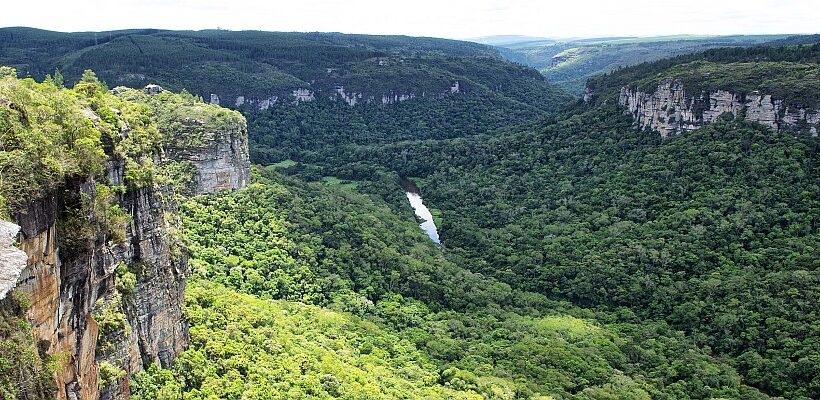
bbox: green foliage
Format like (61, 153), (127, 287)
(0, 291), (57, 399)
(0, 71), (107, 211)
(93, 290), (131, 354)
(298, 105), (819, 398)
(136, 169), (765, 399)
(93, 184), (131, 243)
(248, 93), (561, 165)
(116, 263), (137, 297)
(0, 66), (16, 78)
(133, 281), (487, 399)
(98, 361), (126, 388)
(131, 363), (183, 400)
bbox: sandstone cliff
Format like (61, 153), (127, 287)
(0, 79), (249, 400)
(619, 79), (820, 137)
(113, 85), (251, 195)
(220, 80), (462, 111)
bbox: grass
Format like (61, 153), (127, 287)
(268, 159), (298, 169)
(429, 208), (443, 228)
(322, 176), (359, 191)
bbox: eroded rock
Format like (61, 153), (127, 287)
(143, 84), (164, 95)
(0, 221), (27, 300)
(619, 79), (820, 137)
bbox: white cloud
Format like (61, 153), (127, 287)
(1, 0), (817, 38)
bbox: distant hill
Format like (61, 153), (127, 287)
(485, 34), (796, 94)
(469, 35), (555, 46)
(0, 27), (567, 112)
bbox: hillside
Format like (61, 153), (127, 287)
(263, 43), (820, 399)
(587, 43), (820, 136)
(0, 28), (566, 111)
(130, 168), (770, 399)
(488, 34), (792, 94)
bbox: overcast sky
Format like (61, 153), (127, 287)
(2, 0), (817, 39)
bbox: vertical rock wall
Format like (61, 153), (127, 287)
(618, 79), (820, 137)
(12, 174), (188, 400)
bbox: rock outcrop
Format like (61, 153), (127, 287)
(143, 84), (163, 95)
(292, 88), (315, 103)
(619, 80), (820, 137)
(229, 80), (463, 111)
(132, 86), (251, 195)
(0, 221), (27, 300)
(334, 86), (363, 106)
(161, 118), (251, 195)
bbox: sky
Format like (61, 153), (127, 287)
(1, 0), (818, 39)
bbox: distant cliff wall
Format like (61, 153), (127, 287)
(216, 80), (462, 111)
(618, 79), (820, 137)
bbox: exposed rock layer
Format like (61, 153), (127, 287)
(216, 80), (462, 110)
(12, 169), (189, 400)
(161, 118), (251, 195)
(619, 79), (820, 137)
(0, 221), (27, 299)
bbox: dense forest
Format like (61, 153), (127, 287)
(235, 43), (820, 399)
(0, 28), (564, 110)
(131, 169), (771, 399)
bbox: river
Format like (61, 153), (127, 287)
(400, 178), (441, 245)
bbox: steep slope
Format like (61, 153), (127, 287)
(0, 69), (249, 399)
(588, 43), (820, 137)
(0, 28), (565, 111)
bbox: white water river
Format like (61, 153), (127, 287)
(401, 178), (440, 245)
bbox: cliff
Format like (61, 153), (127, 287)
(618, 80), (820, 137)
(0, 71), (249, 400)
(222, 80), (462, 111)
(112, 85), (251, 195)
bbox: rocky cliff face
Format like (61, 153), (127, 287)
(12, 173), (188, 400)
(160, 117), (251, 195)
(219, 80), (463, 111)
(619, 79), (820, 137)
(120, 85), (252, 195)
(1, 85), (250, 400)
(0, 221), (27, 300)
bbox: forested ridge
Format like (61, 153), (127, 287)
(0, 27), (566, 111)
